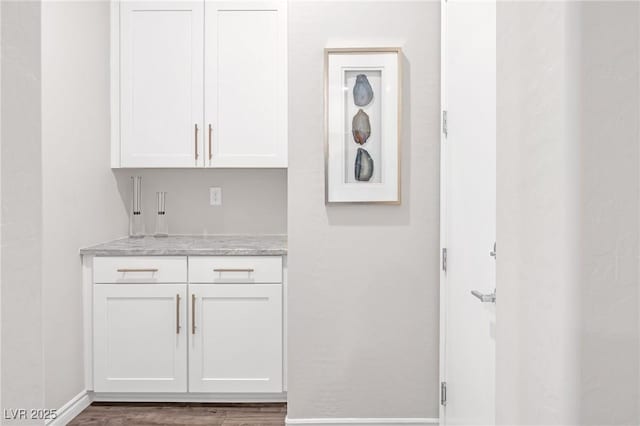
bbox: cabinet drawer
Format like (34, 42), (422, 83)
(189, 256), (282, 283)
(94, 257), (187, 283)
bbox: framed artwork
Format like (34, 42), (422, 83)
(324, 47), (402, 204)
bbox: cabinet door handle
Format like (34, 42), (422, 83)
(191, 294), (196, 334)
(194, 124), (199, 160)
(117, 268), (158, 273)
(208, 124), (213, 161)
(213, 268), (255, 273)
(176, 294), (181, 334)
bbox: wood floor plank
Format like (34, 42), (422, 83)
(69, 403), (286, 426)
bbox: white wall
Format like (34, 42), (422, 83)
(577, 3), (639, 423)
(1, 1), (44, 423)
(287, 1), (441, 420)
(496, 1), (639, 424)
(496, 3), (581, 422)
(0, 0), (3, 415)
(114, 169), (287, 235)
(41, 0), (130, 410)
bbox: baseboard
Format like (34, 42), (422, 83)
(47, 391), (437, 426)
(47, 389), (93, 426)
(92, 391), (287, 403)
(285, 417), (439, 425)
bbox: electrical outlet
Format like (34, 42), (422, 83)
(209, 187), (222, 206)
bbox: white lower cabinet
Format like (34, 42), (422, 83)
(93, 284), (188, 392)
(189, 284), (282, 393)
(91, 255), (284, 397)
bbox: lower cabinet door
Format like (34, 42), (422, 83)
(93, 284), (187, 392)
(189, 284), (283, 393)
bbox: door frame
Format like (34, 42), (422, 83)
(438, 0), (448, 423)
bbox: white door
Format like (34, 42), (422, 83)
(441, 1), (496, 424)
(120, 1), (204, 167)
(93, 284), (187, 392)
(204, 1), (287, 167)
(189, 284), (283, 392)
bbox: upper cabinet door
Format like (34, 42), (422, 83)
(204, 1), (287, 167)
(119, 1), (204, 168)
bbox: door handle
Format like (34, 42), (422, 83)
(471, 289), (496, 303)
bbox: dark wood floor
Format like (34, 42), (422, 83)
(69, 402), (287, 425)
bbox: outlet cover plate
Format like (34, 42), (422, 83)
(209, 187), (222, 206)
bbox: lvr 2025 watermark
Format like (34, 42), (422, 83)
(3, 409), (57, 421)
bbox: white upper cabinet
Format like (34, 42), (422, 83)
(204, 1), (287, 167)
(118, 1), (204, 168)
(112, 0), (287, 168)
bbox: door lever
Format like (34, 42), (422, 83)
(471, 289), (496, 303)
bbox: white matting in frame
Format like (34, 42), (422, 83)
(325, 47), (401, 204)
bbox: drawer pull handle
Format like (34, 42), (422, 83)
(117, 268), (159, 273)
(213, 268), (255, 273)
(192, 294), (196, 335)
(176, 294), (181, 334)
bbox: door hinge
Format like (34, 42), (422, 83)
(442, 110), (448, 137)
(441, 381), (447, 406)
(442, 248), (448, 272)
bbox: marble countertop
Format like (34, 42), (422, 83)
(80, 235), (287, 256)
